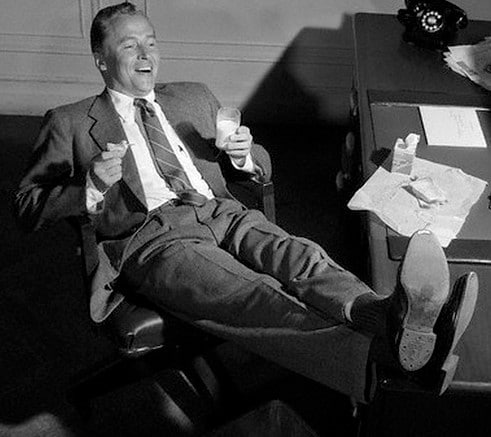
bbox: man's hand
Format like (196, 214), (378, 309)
(89, 142), (128, 193)
(221, 126), (252, 167)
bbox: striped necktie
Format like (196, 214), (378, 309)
(134, 98), (207, 206)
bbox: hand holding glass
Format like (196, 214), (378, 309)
(216, 107), (241, 150)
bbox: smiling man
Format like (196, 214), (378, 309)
(15, 2), (479, 406)
(92, 10), (159, 97)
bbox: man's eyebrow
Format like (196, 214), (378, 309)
(117, 34), (156, 44)
(118, 36), (137, 45)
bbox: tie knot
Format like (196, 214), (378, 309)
(134, 98), (156, 116)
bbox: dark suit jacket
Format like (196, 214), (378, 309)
(15, 82), (272, 321)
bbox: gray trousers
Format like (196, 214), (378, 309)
(121, 198), (375, 401)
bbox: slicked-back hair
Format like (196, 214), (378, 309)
(90, 2), (143, 54)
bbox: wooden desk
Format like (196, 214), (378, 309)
(351, 13), (491, 436)
(352, 11), (491, 383)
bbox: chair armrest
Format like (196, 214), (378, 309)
(70, 216), (98, 285)
(102, 298), (167, 357)
(228, 179), (276, 223)
(102, 296), (219, 358)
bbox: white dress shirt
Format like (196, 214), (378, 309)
(86, 88), (254, 213)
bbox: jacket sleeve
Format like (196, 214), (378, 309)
(14, 109), (88, 232)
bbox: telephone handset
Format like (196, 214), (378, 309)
(398, 0), (468, 49)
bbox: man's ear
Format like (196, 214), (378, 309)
(94, 55), (107, 72)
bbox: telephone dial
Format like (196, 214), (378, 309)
(397, 0), (468, 49)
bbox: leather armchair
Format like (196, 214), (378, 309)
(77, 179), (275, 357)
(70, 178), (276, 433)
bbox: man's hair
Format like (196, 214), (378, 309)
(90, 2), (143, 54)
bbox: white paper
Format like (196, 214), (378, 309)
(445, 38), (491, 91)
(347, 158), (488, 247)
(419, 106), (487, 148)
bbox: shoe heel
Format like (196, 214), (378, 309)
(437, 354), (459, 395)
(399, 328), (436, 371)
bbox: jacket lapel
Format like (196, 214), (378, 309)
(88, 90), (125, 151)
(155, 89), (225, 194)
(88, 91), (147, 208)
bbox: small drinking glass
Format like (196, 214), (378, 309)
(216, 107), (241, 149)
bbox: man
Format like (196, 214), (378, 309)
(15, 2), (478, 403)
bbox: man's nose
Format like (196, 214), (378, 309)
(137, 44), (148, 58)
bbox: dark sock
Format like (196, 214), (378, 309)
(368, 334), (400, 370)
(350, 293), (390, 337)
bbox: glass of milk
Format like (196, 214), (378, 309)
(216, 107), (241, 149)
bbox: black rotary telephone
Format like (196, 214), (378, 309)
(397, 0), (468, 49)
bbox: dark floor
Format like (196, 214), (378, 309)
(0, 116), (364, 436)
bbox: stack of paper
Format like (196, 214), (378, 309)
(443, 37), (491, 91)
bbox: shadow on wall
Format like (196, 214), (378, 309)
(242, 16), (354, 127)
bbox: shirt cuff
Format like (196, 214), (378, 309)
(86, 171), (105, 214)
(230, 153), (256, 174)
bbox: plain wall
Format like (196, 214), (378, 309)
(1, 0), (490, 124)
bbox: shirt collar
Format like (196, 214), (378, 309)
(107, 88), (156, 122)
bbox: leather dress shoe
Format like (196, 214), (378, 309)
(387, 230), (479, 393)
(389, 229), (450, 373)
(412, 271), (479, 393)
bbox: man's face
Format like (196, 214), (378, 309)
(96, 14), (160, 97)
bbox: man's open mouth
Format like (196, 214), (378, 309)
(135, 66), (152, 73)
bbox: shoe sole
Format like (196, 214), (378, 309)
(437, 272), (479, 394)
(398, 230), (450, 371)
